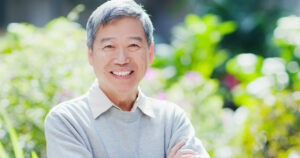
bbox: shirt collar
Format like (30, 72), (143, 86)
(87, 80), (155, 119)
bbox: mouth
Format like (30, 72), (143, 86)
(110, 70), (134, 79)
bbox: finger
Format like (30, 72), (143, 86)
(171, 140), (186, 153)
(178, 149), (198, 155)
(181, 154), (203, 158)
(181, 154), (196, 158)
(168, 140), (186, 156)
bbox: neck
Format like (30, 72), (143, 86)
(99, 85), (138, 111)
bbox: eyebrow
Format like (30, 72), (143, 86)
(100, 37), (115, 43)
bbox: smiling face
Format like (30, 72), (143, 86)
(88, 17), (153, 96)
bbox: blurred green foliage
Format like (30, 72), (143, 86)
(0, 12), (300, 158)
(0, 18), (94, 157)
(152, 14), (236, 84)
(182, 0), (299, 57)
(0, 109), (38, 158)
(222, 16), (300, 157)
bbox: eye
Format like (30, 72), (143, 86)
(128, 43), (140, 51)
(105, 45), (113, 48)
(103, 44), (114, 50)
(129, 44), (139, 47)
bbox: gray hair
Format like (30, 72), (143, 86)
(86, 0), (154, 50)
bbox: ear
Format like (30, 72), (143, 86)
(87, 46), (94, 66)
(148, 43), (154, 65)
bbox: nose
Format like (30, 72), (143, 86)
(114, 48), (130, 65)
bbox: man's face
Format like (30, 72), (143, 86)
(88, 17), (153, 94)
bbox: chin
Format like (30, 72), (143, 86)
(111, 82), (137, 92)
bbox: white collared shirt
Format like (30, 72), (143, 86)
(88, 80), (155, 119)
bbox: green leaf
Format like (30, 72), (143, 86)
(0, 142), (9, 158)
(185, 14), (201, 25)
(31, 151), (38, 158)
(218, 21), (236, 35)
(214, 50), (228, 67)
(2, 110), (24, 158)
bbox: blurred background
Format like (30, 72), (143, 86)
(0, 0), (300, 158)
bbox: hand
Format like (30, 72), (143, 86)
(167, 140), (200, 158)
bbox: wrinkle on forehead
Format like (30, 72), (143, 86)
(100, 36), (143, 43)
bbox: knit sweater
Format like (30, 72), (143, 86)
(44, 83), (209, 158)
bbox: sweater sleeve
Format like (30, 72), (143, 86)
(44, 110), (93, 158)
(167, 106), (210, 158)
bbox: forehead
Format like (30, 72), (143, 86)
(95, 17), (147, 41)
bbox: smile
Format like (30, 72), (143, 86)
(111, 71), (134, 78)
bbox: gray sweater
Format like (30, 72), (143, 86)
(44, 83), (209, 158)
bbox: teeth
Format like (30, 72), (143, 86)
(112, 71), (131, 76)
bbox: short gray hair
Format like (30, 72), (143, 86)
(86, 0), (154, 49)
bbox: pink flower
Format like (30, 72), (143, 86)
(157, 92), (167, 100)
(184, 71), (200, 81)
(223, 74), (239, 90)
(145, 68), (156, 81)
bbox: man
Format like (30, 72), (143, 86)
(44, 0), (210, 158)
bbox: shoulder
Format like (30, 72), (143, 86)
(45, 94), (92, 127)
(47, 94), (89, 116)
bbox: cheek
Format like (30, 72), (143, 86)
(92, 56), (107, 71)
(136, 53), (149, 70)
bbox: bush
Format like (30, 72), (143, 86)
(0, 18), (94, 157)
(224, 16), (300, 157)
